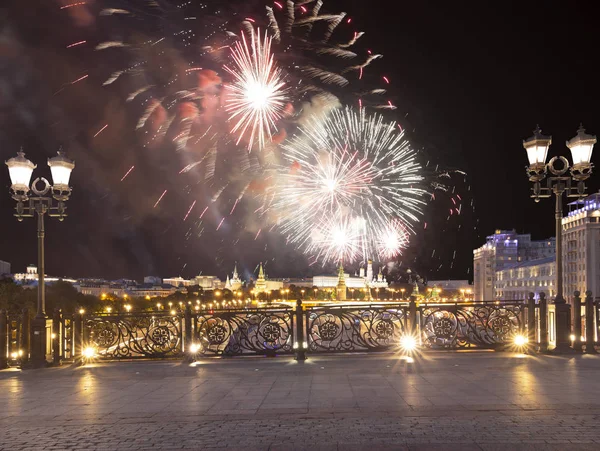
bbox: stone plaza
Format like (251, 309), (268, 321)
(2, 352), (600, 450)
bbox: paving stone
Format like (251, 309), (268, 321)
(2, 353), (600, 449)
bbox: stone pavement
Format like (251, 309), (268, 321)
(2, 351), (600, 450)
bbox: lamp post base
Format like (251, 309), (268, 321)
(23, 316), (48, 369)
(551, 301), (575, 354)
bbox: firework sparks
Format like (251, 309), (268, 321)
(273, 106), (426, 264)
(376, 220), (409, 260)
(120, 165), (135, 181)
(93, 124), (108, 138)
(183, 200), (196, 221)
(153, 190), (167, 208)
(224, 28), (287, 151)
(70, 74), (88, 85)
(66, 41), (86, 48)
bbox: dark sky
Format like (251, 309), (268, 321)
(0, 1), (598, 282)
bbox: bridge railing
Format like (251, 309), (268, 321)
(3, 293), (600, 365)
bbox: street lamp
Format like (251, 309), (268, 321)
(524, 125), (596, 352)
(5, 149), (74, 367)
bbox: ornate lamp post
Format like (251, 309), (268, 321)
(5, 149), (75, 367)
(524, 125), (596, 352)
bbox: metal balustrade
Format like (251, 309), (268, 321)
(2, 295), (600, 365)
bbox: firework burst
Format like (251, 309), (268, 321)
(273, 106), (426, 264)
(224, 29), (288, 151)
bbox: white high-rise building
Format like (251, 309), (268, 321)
(473, 230), (555, 301)
(562, 193), (600, 299)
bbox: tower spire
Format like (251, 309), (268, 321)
(336, 262), (347, 301)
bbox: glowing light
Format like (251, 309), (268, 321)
(514, 334), (528, 347)
(399, 335), (417, 353)
(189, 343), (200, 353)
(273, 107), (426, 263)
(83, 347), (96, 359)
(224, 29), (287, 151)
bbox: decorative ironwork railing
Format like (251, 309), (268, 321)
(84, 313), (183, 358)
(419, 301), (524, 349)
(304, 304), (409, 352)
(193, 308), (294, 356)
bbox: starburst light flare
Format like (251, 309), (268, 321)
(274, 106), (426, 264)
(224, 28), (287, 151)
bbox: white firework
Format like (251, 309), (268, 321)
(274, 106), (426, 264)
(224, 28), (287, 151)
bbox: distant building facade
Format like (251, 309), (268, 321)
(126, 284), (180, 298)
(473, 230), (555, 301)
(13, 265), (76, 287)
(313, 260), (388, 290)
(494, 257), (556, 300)
(76, 282), (127, 298)
(162, 276), (195, 288)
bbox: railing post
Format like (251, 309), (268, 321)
(408, 296), (417, 334)
(539, 292), (548, 352)
(20, 308), (30, 366)
(573, 291), (583, 352)
(295, 299), (306, 361)
(0, 310), (7, 369)
(527, 293), (536, 348)
(184, 304), (192, 352)
(585, 291), (597, 354)
(52, 309), (61, 365)
(73, 312), (82, 359)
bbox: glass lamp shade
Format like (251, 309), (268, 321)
(5, 151), (36, 192)
(48, 151), (75, 188)
(567, 125), (596, 165)
(523, 126), (552, 166)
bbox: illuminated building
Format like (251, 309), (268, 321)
(473, 230), (555, 301)
(562, 192), (600, 298)
(495, 257), (556, 300)
(313, 260), (388, 290)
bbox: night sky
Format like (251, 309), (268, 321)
(0, 1), (598, 282)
